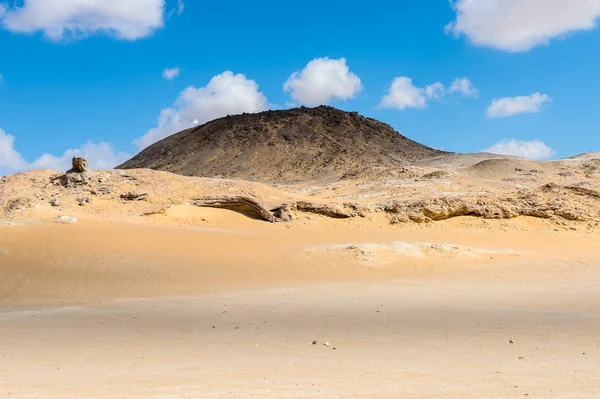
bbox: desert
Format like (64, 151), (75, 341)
(2, 107), (600, 398)
(3, 1), (600, 397)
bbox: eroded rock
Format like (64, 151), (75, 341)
(121, 191), (149, 201)
(54, 157), (94, 187)
(71, 157), (89, 173)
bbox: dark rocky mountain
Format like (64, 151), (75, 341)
(118, 106), (444, 183)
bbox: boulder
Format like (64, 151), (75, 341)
(71, 157), (89, 173)
(55, 157), (93, 187)
(121, 191), (149, 201)
(61, 170), (93, 186)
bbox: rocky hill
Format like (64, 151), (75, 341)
(118, 106), (443, 183)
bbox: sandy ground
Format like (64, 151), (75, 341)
(1, 207), (600, 398)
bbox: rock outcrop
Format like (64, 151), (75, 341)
(383, 183), (600, 223)
(71, 157), (89, 173)
(192, 195), (278, 222)
(192, 196), (356, 222)
(56, 157), (93, 186)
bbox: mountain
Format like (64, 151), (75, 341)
(118, 106), (444, 183)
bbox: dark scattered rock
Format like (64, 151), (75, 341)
(49, 198), (60, 207)
(76, 197), (92, 206)
(93, 187), (112, 196)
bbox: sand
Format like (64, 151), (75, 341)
(2, 207), (600, 398)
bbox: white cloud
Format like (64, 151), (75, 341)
(168, 0), (184, 18)
(134, 71), (269, 150)
(449, 77), (478, 97)
(380, 77), (429, 110)
(487, 92), (551, 118)
(0, 128), (130, 175)
(380, 76), (477, 110)
(425, 82), (446, 101)
(483, 139), (555, 160)
(283, 57), (362, 106)
(0, 0), (165, 41)
(31, 141), (131, 171)
(0, 128), (27, 172)
(163, 66), (180, 80)
(447, 0), (600, 52)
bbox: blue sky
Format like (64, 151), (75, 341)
(1, 0), (600, 174)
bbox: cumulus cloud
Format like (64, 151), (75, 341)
(0, 128), (130, 175)
(135, 71), (269, 150)
(380, 77), (429, 110)
(31, 142), (132, 171)
(425, 82), (446, 101)
(0, 0), (165, 41)
(380, 77), (477, 110)
(0, 128), (27, 172)
(449, 77), (478, 97)
(483, 139), (556, 160)
(284, 57), (362, 106)
(163, 67), (180, 80)
(446, 0), (600, 52)
(487, 93), (551, 118)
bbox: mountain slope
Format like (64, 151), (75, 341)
(118, 106), (444, 182)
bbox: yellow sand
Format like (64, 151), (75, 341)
(1, 209), (599, 398)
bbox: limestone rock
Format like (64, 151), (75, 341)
(71, 157), (90, 173)
(61, 170), (94, 186)
(193, 195), (276, 222)
(294, 201), (354, 218)
(54, 157), (93, 187)
(272, 203), (294, 222)
(120, 191), (149, 201)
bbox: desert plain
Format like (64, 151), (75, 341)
(1, 141), (600, 398)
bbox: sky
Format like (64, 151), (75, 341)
(1, 0), (600, 175)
